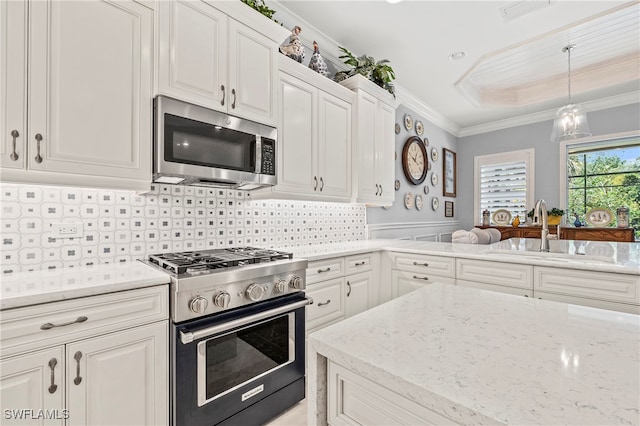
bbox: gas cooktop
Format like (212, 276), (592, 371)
(147, 247), (294, 275)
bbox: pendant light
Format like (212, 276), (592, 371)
(550, 44), (591, 142)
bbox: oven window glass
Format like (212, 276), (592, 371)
(204, 314), (291, 400)
(164, 114), (255, 172)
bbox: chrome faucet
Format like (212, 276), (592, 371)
(532, 199), (550, 252)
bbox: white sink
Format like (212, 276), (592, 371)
(481, 249), (615, 264)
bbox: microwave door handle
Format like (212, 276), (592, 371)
(179, 298), (312, 344)
(254, 136), (262, 173)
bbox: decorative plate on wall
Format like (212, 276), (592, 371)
(415, 121), (424, 136)
(492, 209), (512, 225)
(423, 185), (429, 195)
(415, 194), (424, 210)
(431, 172), (438, 186)
(395, 123), (401, 134)
(404, 192), (415, 209)
(432, 197), (440, 211)
(395, 179), (401, 191)
(431, 147), (439, 161)
(404, 114), (413, 131)
(423, 137), (429, 146)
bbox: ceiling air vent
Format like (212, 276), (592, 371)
(500, 0), (555, 22)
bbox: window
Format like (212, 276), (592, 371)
(474, 149), (535, 225)
(562, 135), (639, 239)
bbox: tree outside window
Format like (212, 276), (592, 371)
(567, 141), (639, 240)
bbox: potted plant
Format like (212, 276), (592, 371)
(333, 47), (396, 97)
(527, 207), (565, 225)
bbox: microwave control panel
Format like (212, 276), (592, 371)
(261, 139), (275, 175)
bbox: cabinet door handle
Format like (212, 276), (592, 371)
(317, 267), (331, 273)
(346, 281), (351, 297)
(10, 130), (19, 161)
(41, 315), (88, 330)
(379, 185), (382, 196)
(48, 358), (58, 394)
(320, 177), (324, 191)
(354, 261), (366, 267)
(375, 184), (379, 196)
(524, 294), (529, 297)
(231, 88), (236, 109)
(313, 176), (318, 191)
(220, 85), (225, 106)
(34, 133), (43, 163)
(317, 300), (331, 307)
(73, 351), (83, 385)
(412, 275), (429, 281)
(412, 262), (429, 267)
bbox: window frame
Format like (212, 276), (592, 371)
(474, 148), (535, 225)
(558, 130), (640, 213)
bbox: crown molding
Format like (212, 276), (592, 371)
(394, 84), (461, 137)
(458, 90), (640, 138)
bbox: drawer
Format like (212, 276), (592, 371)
(307, 258), (344, 285)
(456, 259), (533, 289)
(391, 270), (455, 299)
(456, 279), (533, 298)
(534, 291), (640, 315)
(0, 285), (168, 358)
(534, 267), (639, 305)
(392, 252), (455, 278)
(344, 253), (373, 275)
(305, 277), (345, 331)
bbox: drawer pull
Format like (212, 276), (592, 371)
(317, 300), (331, 307)
(40, 315), (88, 330)
(48, 358), (58, 394)
(412, 262), (429, 267)
(524, 294), (529, 297)
(346, 281), (351, 297)
(412, 275), (429, 281)
(73, 351), (83, 385)
(317, 267), (331, 273)
(354, 261), (366, 267)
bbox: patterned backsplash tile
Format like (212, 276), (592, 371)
(1, 183), (367, 274)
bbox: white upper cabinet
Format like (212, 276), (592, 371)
(158, 0), (281, 125)
(254, 58), (353, 202)
(340, 75), (396, 206)
(1, 0), (153, 191)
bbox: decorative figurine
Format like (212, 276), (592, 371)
(482, 209), (490, 226)
(616, 206), (630, 228)
(308, 41), (328, 76)
(573, 213), (582, 227)
(279, 25), (305, 63)
(511, 215), (520, 227)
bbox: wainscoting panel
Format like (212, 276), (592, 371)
(368, 221), (460, 242)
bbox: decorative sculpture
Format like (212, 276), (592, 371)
(308, 41), (328, 76)
(279, 26), (305, 63)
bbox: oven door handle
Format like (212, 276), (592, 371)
(180, 297), (313, 344)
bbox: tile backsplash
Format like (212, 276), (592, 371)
(1, 183), (367, 274)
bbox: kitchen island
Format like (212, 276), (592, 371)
(307, 283), (640, 425)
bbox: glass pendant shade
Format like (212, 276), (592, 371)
(550, 44), (591, 143)
(550, 103), (591, 142)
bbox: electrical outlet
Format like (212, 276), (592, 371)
(52, 222), (84, 239)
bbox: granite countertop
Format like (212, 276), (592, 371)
(308, 283), (640, 425)
(0, 261), (170, 310)
(281, 238), (640, 275)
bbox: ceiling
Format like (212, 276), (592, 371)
(273, 0), (640, 136)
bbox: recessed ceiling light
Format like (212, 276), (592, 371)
(449, 51), (466, 60)
(386, 0), (403, 4)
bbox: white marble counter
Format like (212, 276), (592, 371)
(307, 283), (640, 425)
(280, 238), (640, 275)
(0, 261), (170, 310)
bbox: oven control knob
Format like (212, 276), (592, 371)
(274, 280), (287, 293)
(189, 296), (208, 314)
(289, 276), (303, 290)
(213, 291), (231, 308)
(246, 284), (265, 302)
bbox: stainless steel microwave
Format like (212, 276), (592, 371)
(153, 96), (277, 190)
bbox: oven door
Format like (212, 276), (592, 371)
(172, 293), (309, 426)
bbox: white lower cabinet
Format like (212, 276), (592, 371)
(390, 252), (455, 298)
(456, 280), (533, 298)
(306, 277), (345, 332)
(345, 271), (372, 318)
(328, 362), (456, 426)
(533, 291), (640, 315)
(391, 270), (455, 298)
(0, 286), (169, 426)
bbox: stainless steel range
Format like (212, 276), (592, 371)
(145, 247), (310, 426)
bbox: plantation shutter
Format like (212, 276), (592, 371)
(480, 160), (528, 221)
